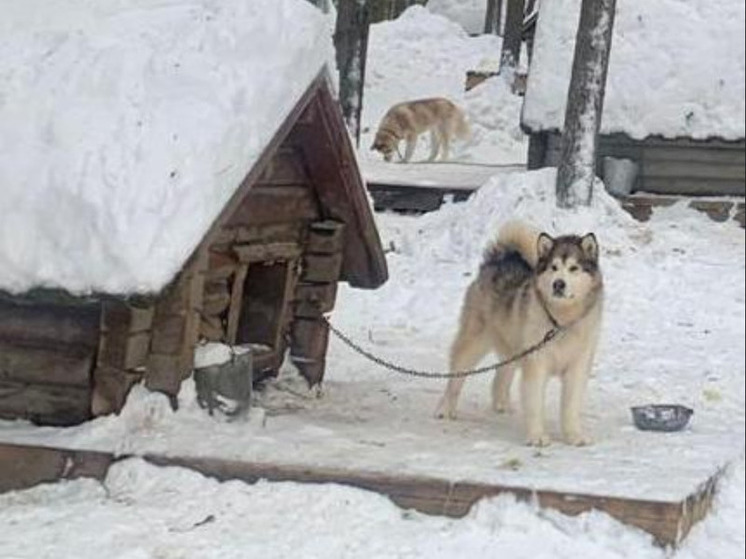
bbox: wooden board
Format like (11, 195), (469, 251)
(224, 185), (320, 228)
(0, 443), (112, 494)
(0, 298), (99, 350)
(0, 442), (722, 548)
(0, 383), (90, 425)
(0, 342), (94, 387)
(256, 147), (311, 185)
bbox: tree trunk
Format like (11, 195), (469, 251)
(500, 0), (525, 75)
(555, 0), (617, 208)
(484, 0), (503, 35)
(334, 0), (372, 146)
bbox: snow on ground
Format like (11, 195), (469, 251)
(1, 170), (743, 558)
(523, 0), (746, 139)
(0, 0), (333, 295)
(361, 6), (527, 165)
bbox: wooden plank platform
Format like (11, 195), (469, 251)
(362, 160), (745, 228)
(362, 160), (523, 212)
(0, 442), (723, 547)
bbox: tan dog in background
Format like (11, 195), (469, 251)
(371, 98), (470, 163)
(435, 221), (604, 447)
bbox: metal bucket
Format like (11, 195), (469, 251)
(194, 347), (253, 418)
(603, 157), (639, 197)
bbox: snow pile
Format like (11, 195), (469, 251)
(0, 455), (742, 558)
(426, 0), (488, 35)
(523, 0), (746, 139)
(370, 168), (640, 290)
(362, 6), (527, 164)
(0, 0), (333, 295)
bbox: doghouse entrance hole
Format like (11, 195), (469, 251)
(235, 261), (289, 351)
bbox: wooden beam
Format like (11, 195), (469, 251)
(226, 264), (249, 345)
(224, 185), (320, 228)
(0, 443), (112, 493)
(0, 382), (90, 425)
(0, 443), (724, 548)
(233, 242), (302, 263)
(293, 80), (388, 289)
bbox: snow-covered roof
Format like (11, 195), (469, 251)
(0, 0), (334, 296)
(522, 0), (746, 140)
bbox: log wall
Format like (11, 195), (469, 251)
(0, 298), (99, 425)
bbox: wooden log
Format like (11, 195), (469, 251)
(202, 280), (231, 317)
(233, 242), (302, 263)
(0, 443), (112, 494)
(145, 252), (207, 400)
(233, 222), (304, 244)
(290, 317), (329, 386)
(226, 264), (249, 344)
(293, 282), (338, 318)
(224, 185), (319, 228)
(200, 315), (225, 342)
(301, 253), (344, 283)
(307, 221), (346, 254)
(98, 302), (153, 371)
(91, 365), (142, 416)
(0, 299), (99, 350)
(207, 251), (239, 281)
(144, 353), (183, 399)
(0, 341), (94, 387)
(178, 255), (207, 375)
(149, 314), (187, 355)
(0, 381), (90, 426)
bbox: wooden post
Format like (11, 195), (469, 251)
(500, 0), (525, 76)
(556, 0), (617, 208)
(334, 0), (371, 146)
(484, 0), (503, 35)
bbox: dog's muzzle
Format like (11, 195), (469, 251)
(553, 279), (566, 297)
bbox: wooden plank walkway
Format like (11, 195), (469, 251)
(0, 442), (723, 548)
(361, 160), (745, 227)
(362, 160), (524, 212)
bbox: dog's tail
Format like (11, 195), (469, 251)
(483, 221), (541, 269)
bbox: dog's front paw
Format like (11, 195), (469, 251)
(492, 400), (515, 415)
(525, 432), (551, 447)
(564, 431), (593, 447)
(434, 399), (458, 420)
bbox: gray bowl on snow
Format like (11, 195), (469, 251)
(631, 404), (694, 432)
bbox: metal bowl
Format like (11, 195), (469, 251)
(630, 404), (694, 432)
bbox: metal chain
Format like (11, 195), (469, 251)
(318, 313), (565, 380)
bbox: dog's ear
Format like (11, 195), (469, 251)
(580, 233), (599, 261)
(537, 233), (554, 261)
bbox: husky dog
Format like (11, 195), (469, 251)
(435, 221), (604, 447)
(371, 98), (470, 163)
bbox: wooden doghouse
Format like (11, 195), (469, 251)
(0, 72), (388, 426)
